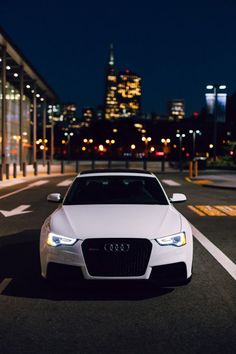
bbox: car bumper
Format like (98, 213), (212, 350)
(40, 238), (193, 282)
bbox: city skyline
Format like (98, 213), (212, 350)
(104, 44), (142, 119)
(0, 1), (236, 116)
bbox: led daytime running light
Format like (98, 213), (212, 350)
(156, 232), (186, 247)
(47, 232), (77, 247)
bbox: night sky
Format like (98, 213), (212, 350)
(1, 0), (236, 116)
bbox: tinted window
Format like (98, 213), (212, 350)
(64, 176), (168, 205)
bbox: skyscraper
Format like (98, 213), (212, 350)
(104, 44), (119, 119)
(117, 69), (142, 117)
(168, 99), (185, 120)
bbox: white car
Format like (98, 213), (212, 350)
(40, 169), (193, 285)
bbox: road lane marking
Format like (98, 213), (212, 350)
(192, 180), (212, 185)
(194, 205), (227, 216)
(185, 177), (213, 185)
(29, 180), (49, 187)
(0, 278), (12, 294)
(0, 205), (32, 217)
(57, 179), (73, 187)
(214, 206), (236, 216)
(161, 179), (181, 186)
(188, 206), (206, 216)
(191, 224), (236, 281)
(188, 205), (236, 216)
(0, 180), (49, 200)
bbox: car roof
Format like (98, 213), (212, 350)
(79, 169), (154, 177)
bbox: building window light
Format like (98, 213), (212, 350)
(14, 73), (19, 77)
(6, 66), (11, 70)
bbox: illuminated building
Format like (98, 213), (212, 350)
(117, 69), (141, 117)
(104, 44), (119, 119)
(168, 99), (185, 120)
(0, 26), (57, 166)
(205, 85), (227, 123)
(47, 104), (62, 122)
(62, 103), (77, 123)
(96, 106), (103, 120)
(82, 107), (94, 124)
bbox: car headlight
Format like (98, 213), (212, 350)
(156, 232), (186, 247)
(47, 232), (77, 247)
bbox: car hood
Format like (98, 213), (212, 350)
(50, 204), (182, 240)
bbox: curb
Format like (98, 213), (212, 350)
(185, 176), (236, 190)
(202, 183), (236, 190)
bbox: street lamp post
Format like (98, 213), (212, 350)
(176, 132), (185, 172)
(189, 130), (201, 159)
(161, 138), (171, 155)
(206, 84), (226, 161)
(64, 132), (74, 161)
(83, 138), (94, 158)
(105, 139), (115, 157)
(130, 144), (136, 157)
(142, 136), (152, 158)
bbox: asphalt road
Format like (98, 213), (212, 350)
(0, 173), (235, 354)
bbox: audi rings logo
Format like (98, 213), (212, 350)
(104, 242), (130, 253)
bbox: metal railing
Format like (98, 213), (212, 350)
(0, 159), (171, 181)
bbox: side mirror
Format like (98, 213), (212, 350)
(47, 193), (62, 203)
(169, 193), (187, 203)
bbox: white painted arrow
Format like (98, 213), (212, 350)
(0, 205), (32, 217)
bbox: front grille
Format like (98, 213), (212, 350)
(82, 238), (152, 276)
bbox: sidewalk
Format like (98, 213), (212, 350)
(0, 160), (176, 189)
(0, 163), (76, 189)
(188, 172), (236, 190)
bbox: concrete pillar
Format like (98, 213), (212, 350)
(50, 113), (54, 162)
(1, 46), (7, 169)
(19, 66), (24, 168)
(43, 101), (47, 166)
(32, 86), (37, 162)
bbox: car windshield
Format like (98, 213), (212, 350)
(64, 175), (168, 205)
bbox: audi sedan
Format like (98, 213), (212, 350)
(40, 169), (193, 285)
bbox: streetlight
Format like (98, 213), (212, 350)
(64, 131), (74, 160)
(83, 138), (94, 158)
(131, 144), (136, 150)
(176, 132), (185, 172)
(105, 139), (115, 145)
(206, 84), (226, 161)
(161, 138), (171, 155)
(105, 139), (115, 159)
(36, 138), (48, 159)
(142, 136), (152, 157)
(83, 138), (94, 144)
(189, 130), (201, 159)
